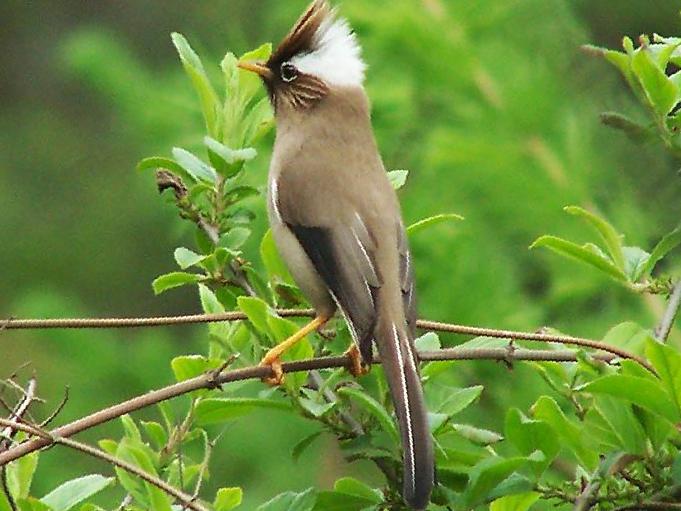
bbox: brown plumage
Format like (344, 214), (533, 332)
(238, 1), (434, 508)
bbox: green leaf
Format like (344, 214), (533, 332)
(171, 355), (220, 383)
(452, 424), (503, 445)
(204, 136), (256, 170)
(632, 46), (679, 115)
(260, 229), (295, 286)
(530, 235), (628, 282)
(429, 385), (483, 416)
(16, 498), (53, 511)
(199, 284), (225, 314)
(225, 185), (260, 203)
(505, 409), (559, 476)
(333, 477), (382, 503)
(115, 438), (171, 511)
(121, 415), (142, 442)
(194, 397), (291, 426)
(622, 246), (650, 282)
(583, 374), (679, 423)
(136, 156), (188, 176)
(564, 206), (625, 270)
(490, 492), (540, 511)
(414, 332), (441, 351)
(40, 475), (114, 511)
(220, 227), (251, 250)
(214, 487), (243, 511)
(532, 396), (598, 470)
(171, 33), (220, 136)
(641, 223), (681, 277)
(256, 488), (316, 511)
(599, 112), (651, 142)
(141, 421), (167, 451)
(387, 170), (408, 189)
(646, 339), (681, 416)
(601, 322), (648, 354)
(292, 431), (323, 462)
(584, 397), (646, 454)
(241, 96), (274, 146)
(152, 272), (201, 295)
(174, 247), (205, 270)
(237, 296), (271, 336)
(337, 386), (399, 443)
(6, 451), (38, 500)
(299, 397), (336, 418)
(407, 213), (463, 236)
(313, 492), (376, 511)
(462, 456), (528, 507)
(172, 147), (217, 184)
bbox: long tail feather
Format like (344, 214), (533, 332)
(376, 314), (434, 509)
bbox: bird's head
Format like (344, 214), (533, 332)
(238, 0), (366, 110)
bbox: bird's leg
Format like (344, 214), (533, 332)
(344, 343), (370, 377)
(260, 315), (328, 385)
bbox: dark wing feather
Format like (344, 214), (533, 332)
(288, 221), (380, 363)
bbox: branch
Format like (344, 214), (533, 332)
(655, 280), (681, 343)
(615, 503), (681, 510)
(0, 347), (618, 467)
(1, 378), (37, 511)
(0, 418), (209, 511)
(0, 311), (654, 372)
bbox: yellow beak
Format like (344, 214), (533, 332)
(237, 60), (274, 81)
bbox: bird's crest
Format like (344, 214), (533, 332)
(269, 0), (366, 88)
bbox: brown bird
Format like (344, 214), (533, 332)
(238, 1), (434, 508)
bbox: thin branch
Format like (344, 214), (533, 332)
(1, 379), (37, 511)
(614, 503), (681, 510)
(655, 280), (681, 343)
(0, 312), (653, 372)
(0, 419), (209, 511)
(0, 378), (37, 452)
(0, 347), (618, 467)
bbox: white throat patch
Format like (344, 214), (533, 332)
(290, 11), (366, 88)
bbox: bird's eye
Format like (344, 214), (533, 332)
(280, 62), (298, 82)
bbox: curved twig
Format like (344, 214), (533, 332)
(0, 419), (209, 511)
(0, 311), (654, 372)
(0, 347), (619, 467)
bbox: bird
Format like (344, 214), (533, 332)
(237, 1), (434, 508)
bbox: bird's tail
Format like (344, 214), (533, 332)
(375, 308), (434, 509)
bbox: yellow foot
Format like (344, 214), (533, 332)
(260, 356), (284, 386)
(345, 344), (370, 377)
(257, 315), (329, 387)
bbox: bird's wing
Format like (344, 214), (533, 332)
(285, 211), (382, 362)
(398, 223), (417, 336)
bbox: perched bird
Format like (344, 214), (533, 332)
(238, 1), (434, 508)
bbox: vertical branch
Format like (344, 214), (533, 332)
(655, 280), (681, 343)
(1, 378), (37, 511)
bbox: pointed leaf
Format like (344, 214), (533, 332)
(172, 148), (217, 184)
(40, 475), (114, 511)
(337, 386), (399, 443)
(564, 206), (625, 270)
(174, 247), (205, 270)
(642, 224), (681, 277)
(152, 272), (201, 295)
(530, 235), (628, 282)
(214, 487), (243, 511)
(387, 170), (408, 189)
(171, 33), (220, 136)
(407, 214), (464, 236)
(194, 398), (291, 426)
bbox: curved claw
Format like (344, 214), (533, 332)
(345, 344), (370, 377)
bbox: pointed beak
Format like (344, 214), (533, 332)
(237, 60), (274, 81)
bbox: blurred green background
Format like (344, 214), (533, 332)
(1, 0), (680, 507)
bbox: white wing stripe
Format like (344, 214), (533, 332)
(392, 323), (416, 495)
